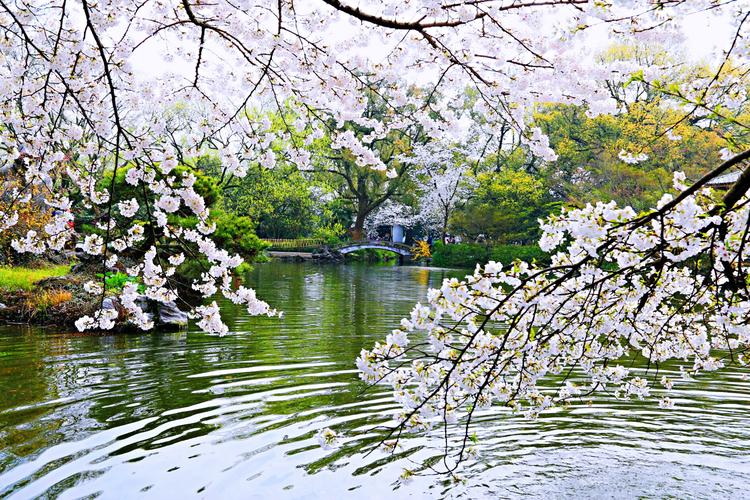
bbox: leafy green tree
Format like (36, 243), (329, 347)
(223, 165), (321, 239)
(451, 169), (557, 244)
(532, 102), (725, 210)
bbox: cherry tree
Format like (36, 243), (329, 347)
(364, 199), (420, 240)
(409, 142), (476, 243)
(0, 0), (613, 335)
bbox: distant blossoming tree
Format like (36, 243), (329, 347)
(408, 142), (476, 243)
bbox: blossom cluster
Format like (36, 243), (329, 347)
(359, 175), (750, 447)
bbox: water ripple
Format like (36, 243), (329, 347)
(0, 263), (749, 498)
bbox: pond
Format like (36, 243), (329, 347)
(0, 262), (749, 498)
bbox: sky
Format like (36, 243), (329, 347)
(127, 2), (742, 107)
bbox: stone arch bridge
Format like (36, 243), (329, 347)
(334, 240), (414, 261)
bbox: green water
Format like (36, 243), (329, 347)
(0, 262), (749, 499)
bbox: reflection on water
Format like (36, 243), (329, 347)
(0, 262), (749, 499)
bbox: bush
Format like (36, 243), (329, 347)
(210, 210), (268, 260)
(312, 223), (347, 246)
(412, 240), (431, 260)
(431, 243), (549, 268)
(175, 210), (268, 281)
(95, 271), (144, 293)
(26, 290), (73, 316)
(488, 245), (550, 267)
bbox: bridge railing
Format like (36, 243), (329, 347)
(263, 238), (325, 250)
(361, 240), (413, 250)
(334, 240), (414, 254)
(263, 238), (414, 253)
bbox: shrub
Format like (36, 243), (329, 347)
(312, 223), (347, 246)
(431, 243), (549, 268)
(26, 290), (73, 315)
(175, 210), (268, 281)
(412, 240), (432, 260)
(488, 245), (550, 267)
(430, 243), (488, 268)
(209, 209), (268, 260)
(95, 271), (144, 293)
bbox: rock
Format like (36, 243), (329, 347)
(0, 303), (6, 310)
(312, 246), (343, 262)
(49, 251), (74, 265)
(135, 296), (149, 311)
(70, 255), (103, 274)
(102, 297), (118, 310)
(74, 248), (91, 262)
(157, 301), (188, 328)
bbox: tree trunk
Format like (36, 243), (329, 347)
(441, 209), (449, 244)
(352, 206), (368, 241)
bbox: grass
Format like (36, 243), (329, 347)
(0, 264), (71, 291)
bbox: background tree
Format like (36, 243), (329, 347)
(410, 142), (475, 243)
(223, 164), (321, 239)
(451, 168), (556, 244)
(533, 101), (725, 210)
(314, 86), (428, 240)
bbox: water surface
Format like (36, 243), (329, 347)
(0, 262), (749, 498)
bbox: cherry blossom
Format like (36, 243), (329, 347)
(360, 149), (750, 472)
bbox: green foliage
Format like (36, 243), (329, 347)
(222, 105), (347, 240)
(451, 169), (558, 244)
(223, 165), (322, 238)
(487, 245), (550, 267)
(0, 265), (71, 291)
(178, 157), (223, 208)
(532, 102), (724, 210)
(95, 271), (144, 293)
(430, 243), (488, 268)
(209, 209), (268, 260)
(312, 223), (347, 246)
(174, 210), (267, 281)
(431, 243), (549, 268)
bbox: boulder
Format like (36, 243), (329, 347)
(102, 297), (118, 311)
(157, 301), (188, 328)
(312, 246), (344, 262)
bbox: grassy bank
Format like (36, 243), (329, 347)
(0, 264), (71, 291)
(431, 243), (550, 269)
